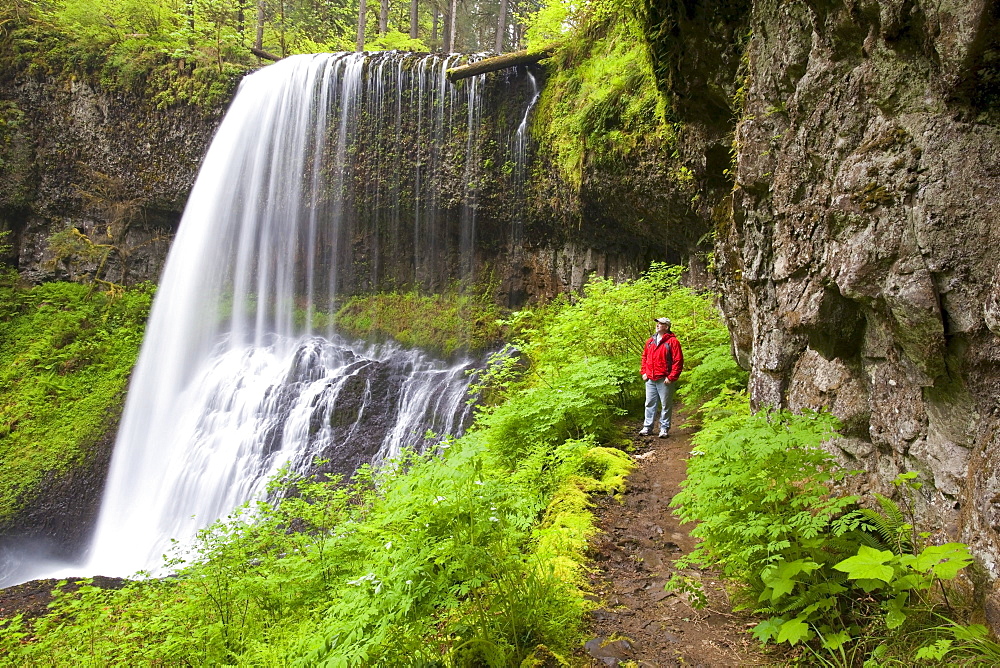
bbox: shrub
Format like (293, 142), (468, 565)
(0, 281), (153, 523)
(673, 392), (978, 659)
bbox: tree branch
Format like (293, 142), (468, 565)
(250, 46), (282, 62)
(446, 48), (553, 82)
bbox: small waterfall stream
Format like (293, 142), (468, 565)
(17, 52), (539, 581)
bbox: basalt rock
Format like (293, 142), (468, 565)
(0, 75), (225, 285)
(0, 59), (674, 304)
(712, 0), (1000, 584)
(0, 399), (119, 583)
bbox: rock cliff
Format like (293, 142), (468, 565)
(698, 0), (1000, 582)
(0, 58), (687, 304)
(0, 74), (226, 284)
(10, 0), (1000, 599)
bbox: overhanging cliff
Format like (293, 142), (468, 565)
(643, 0), (1000, 589)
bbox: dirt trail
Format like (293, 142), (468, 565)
(583, 415), (770, 667)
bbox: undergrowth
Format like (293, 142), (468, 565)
(2, 3), (249, 111)
(673, 391), (989, 664)
(334, 288), (504, 358)
(0, 280), (152, 524)
(0, 262), (738, 664)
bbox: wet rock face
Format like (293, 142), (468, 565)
(0, 66), (662, 303)
(0, 404), (119, 571)
(717, 0), (1000, 570)
(0, 76), (225, 284)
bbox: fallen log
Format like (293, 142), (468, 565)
(250, 46), (282, 62)
(446, 48), (553, 82)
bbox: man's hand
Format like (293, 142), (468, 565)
(641, 374), (647, 381)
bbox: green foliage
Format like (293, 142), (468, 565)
(2, 0), (560, 110)
(523, 0), (573, 48)
(673, 402), (851, 583)
(2, 1), (249, 109)
(0, 382), (622, 665)
(673, 394), (983, 663)
(531, 0), (672, 189)
(334, 288), (504, 357)
(489, 263), (741, 410)
(364, 29), (428, 52)
(8, 265), (739, 665)
(0, 281), (153, 523)
(475, 358), (629, 467)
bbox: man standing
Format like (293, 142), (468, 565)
(640, 317), (683, 438)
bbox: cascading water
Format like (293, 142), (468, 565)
(8, 52), (540, 583)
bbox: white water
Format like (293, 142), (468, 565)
(7, 52), (543, 583)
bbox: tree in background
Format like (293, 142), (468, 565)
(356, 0), (366, 49)
(2, 0), (552, 90)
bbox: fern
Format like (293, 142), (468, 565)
(855, 493), (913, 554)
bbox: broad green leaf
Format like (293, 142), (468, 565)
(913, 543), (973, 579)
(855, 578), (888, 593)
(820, 630), (851, 651)
(833, 545), (895, 582)
(889, 573), (924, 591)
(751, 617), (783, 643)
(884, 593), (908, 629)
(914, 639), (952, 660)
(760, 559), (819, 601)
(775, 617), (812, 645)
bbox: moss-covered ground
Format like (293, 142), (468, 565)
(0, 277), (152, 525)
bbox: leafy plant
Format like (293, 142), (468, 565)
(674, 393), (982, 662)
(0, 281), (153, 524)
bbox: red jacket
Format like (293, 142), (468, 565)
(641, 332), (683, 383)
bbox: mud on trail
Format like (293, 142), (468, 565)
(583, 415), (771, 667)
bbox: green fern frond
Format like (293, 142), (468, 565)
(855, 493), (912, 553)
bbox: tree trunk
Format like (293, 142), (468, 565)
(442, 7), (450, 52)
(278, 0), (286, 55)
(446, 0), (457, 52)
(494, 0), (507, 53)
(356, 0), (367, 51)
(445, 47), (553, 82)
(379, 0), (389, 35)
(255, 0), (265, 51)
(431, 10), (438, 50)
(250, 46), (282, 61)
(409, 0), (419, 39)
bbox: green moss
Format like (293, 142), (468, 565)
(0, 282), (152, 523)
(533, 445), (633, 582)
(334, 289), (504, 357)
(858, 126), (912, 153)
(853, 181), (895, 211)
(533, 7), (674, 190)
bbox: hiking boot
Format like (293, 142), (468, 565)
(639, 426), (650, 436)
(658, 429), (669, 438)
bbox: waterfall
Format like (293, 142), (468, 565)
(512, 71), (540, 245)
(10, 52), (539, 583)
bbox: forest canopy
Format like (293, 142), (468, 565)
(1, 0), (625, 106)
(0, 0), (582, 66)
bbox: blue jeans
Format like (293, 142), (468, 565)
(644, 379), (674, 432)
